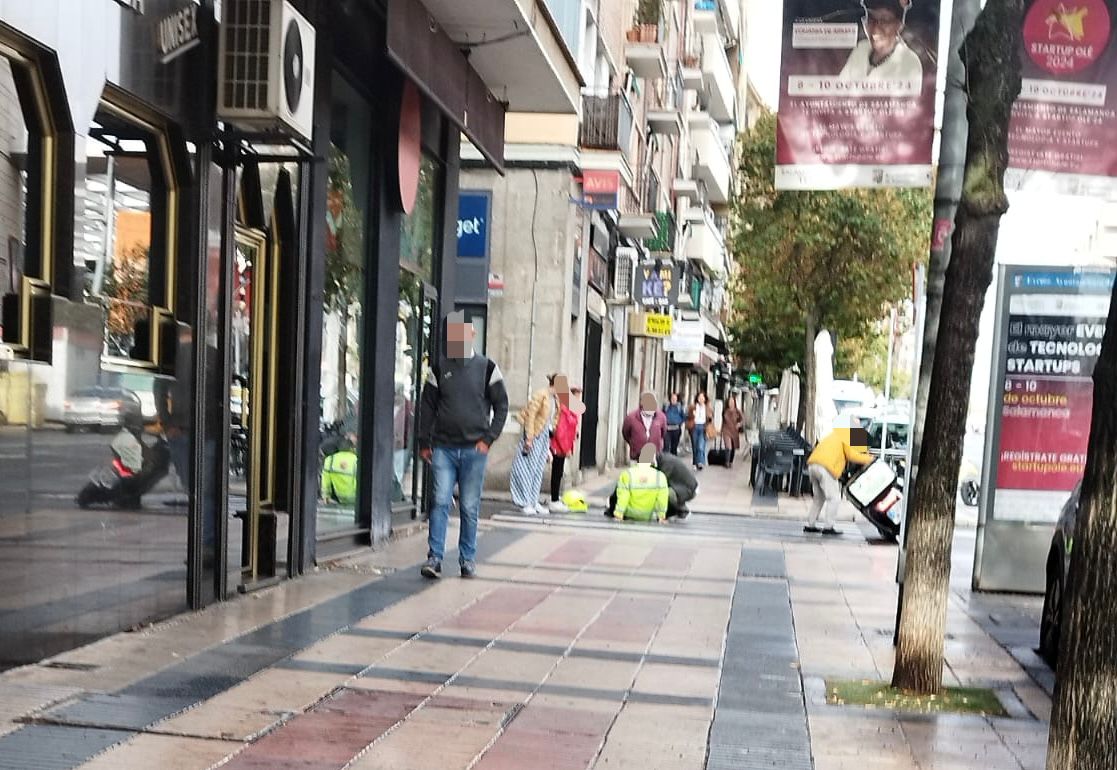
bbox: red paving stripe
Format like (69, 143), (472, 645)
(543, 538), (608, 566)
(642, 544), (698, 572)
(443, 587), (553, 632)
(473, 704), (612, 770)
(221, 689), (423, 770)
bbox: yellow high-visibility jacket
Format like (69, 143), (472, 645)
(615, 463), (669, 522)
(808, 428), (873, 480)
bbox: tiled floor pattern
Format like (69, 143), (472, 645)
(54, 528), (744, 769)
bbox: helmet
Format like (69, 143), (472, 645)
(561, 489), (589, 513)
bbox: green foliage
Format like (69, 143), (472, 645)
(635, 0), (661, 25)
(837, 327), (912, 398)
(826, 679), (1006, 716)
(728, 110), (931, 380)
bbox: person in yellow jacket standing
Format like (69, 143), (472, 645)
(805, 418), (873, 535)
(613, 444), (669, 523)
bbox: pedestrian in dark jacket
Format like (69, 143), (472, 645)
(663, 393), (686, 455)
(621, 391), (667, 462)
(418, 311), (509, 580)
(656, 451), (698, 518)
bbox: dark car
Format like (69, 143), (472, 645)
(63, 387), (144, 432)
(1039, 483), (1081, 665)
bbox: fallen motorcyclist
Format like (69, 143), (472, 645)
(604, 444), (698, 521)
(604, 443), (669, 523)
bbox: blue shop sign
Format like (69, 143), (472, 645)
(457, 191), (490, 258)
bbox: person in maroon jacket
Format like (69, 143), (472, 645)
(621, 391), (668, 462)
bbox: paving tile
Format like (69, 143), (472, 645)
(77, 734), (236, 769)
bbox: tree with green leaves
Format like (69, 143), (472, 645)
(892, 0), (1023, 696)
(728, 110), (930, 437)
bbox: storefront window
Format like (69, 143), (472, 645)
(395, 154), (441, 513)
(0, 58), (28, 306)
(76, 108), (162, 360)
(318, 73), (369, 534)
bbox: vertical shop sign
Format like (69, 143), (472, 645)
(775, 0), (942, 190)
(1006, 0), (1117, 196)
(988, 266), (1114, 522)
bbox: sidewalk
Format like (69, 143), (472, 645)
(0, 501), (1049, 769)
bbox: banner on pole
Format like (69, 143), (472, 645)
(1006, 0), (1117, 196)
(775, 0), (942, 190)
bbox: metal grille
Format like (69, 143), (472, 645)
(222, 0), (272, 111)
(613, 248), (636, 301)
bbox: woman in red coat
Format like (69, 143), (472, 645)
(548, 375), (584, 512)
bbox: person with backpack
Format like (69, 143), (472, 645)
(418, 312), (509, 579)
(510, 374), (558, 515)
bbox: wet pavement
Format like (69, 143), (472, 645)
(0, 460), (1051, 769)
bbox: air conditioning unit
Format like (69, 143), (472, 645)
(218, 0), (316, 142)
(611, 246), (638, 304)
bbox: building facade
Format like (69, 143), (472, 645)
(466, 0), (746, 490)
(0, 0), (579, 669)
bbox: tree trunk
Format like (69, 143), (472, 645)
(799, 310), (817, 440)
(1046, 276), (1117, 768)
(891, 0), (1022, 695)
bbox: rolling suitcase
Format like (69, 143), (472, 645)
(707, 438), (730, 468)
(844, 459), (902, 542)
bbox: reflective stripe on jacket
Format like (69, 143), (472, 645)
(615, 463), (669, 522)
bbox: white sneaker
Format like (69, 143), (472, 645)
(521, 505), (539, 516)
(549, 500), (569, 513)
(534, 504), (550, 516)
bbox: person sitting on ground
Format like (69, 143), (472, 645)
(611, 443), (669, 523)
(655, 450), (699, 519)
(804, 416), (873, 536)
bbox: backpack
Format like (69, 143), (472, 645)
(550, 405), (579, 456)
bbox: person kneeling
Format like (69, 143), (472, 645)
(611, 444), (669, 523)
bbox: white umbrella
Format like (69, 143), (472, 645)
(777, 366), (801, 428)
(813, 330), (837, 443)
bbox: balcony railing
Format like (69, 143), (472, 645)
(579, 93), (634, 152)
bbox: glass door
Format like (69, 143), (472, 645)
(227, 226), (280, 589)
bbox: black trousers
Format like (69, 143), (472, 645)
(551, 454), (566, 501)
(665, 427), (682, 454)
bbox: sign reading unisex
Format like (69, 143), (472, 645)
(1006, 0), (1117, 196)
(985, 266), (1114, 523)
(776, 0), (942, 190)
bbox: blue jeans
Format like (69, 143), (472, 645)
(428, 446), (489, 565)
(692, 427), (708, 467)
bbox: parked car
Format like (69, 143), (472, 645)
(63, 387), (144, 432)
(1039, 482), (1081, 665)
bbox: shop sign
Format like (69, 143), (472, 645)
(487, 272), (504, 298)
(637, 260), (682, 309)
(457, 192), (490, 258)
(986, 266), (1115, 523)
(629, 312), (672, 338)
(583, 170), (620, 210)
(664, 319), (703, 353)
(157, 3), (201, 64)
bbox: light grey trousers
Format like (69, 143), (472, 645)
(807, 463), (841, 528)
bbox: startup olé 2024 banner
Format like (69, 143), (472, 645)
(776, 0), (942, 190)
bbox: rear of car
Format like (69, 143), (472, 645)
(1039, 483), (1081, 665)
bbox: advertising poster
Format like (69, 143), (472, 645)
(637, 261), (683, 310)
(1006, 0), (1117, 196)
(989, 267), (1114, 522)
(776, 0), (941, 190)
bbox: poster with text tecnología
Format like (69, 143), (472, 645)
(776, 0), (941, 190)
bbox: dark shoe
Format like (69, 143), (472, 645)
(803, 525), (821, 533)
(460, 561), (476, 579)
(421, 558), (442, 579)
(821, 527), (842, 536)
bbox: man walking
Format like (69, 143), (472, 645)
(621, 391), (667, 462)
(805, 417), (872, 536)
(418, 311), (509, 578)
